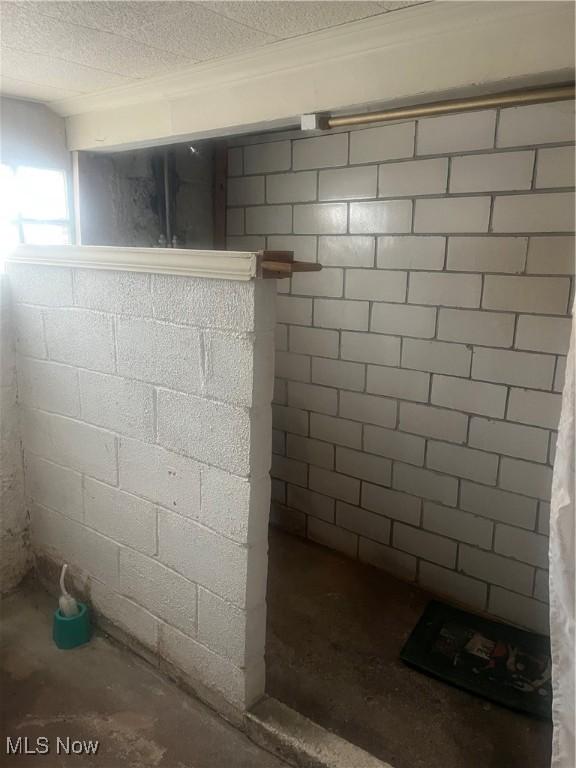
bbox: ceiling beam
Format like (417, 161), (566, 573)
(58, 1), (574, 152)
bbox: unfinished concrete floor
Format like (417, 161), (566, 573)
(266, 527), (552, 768)
(0, 585), (286, 768)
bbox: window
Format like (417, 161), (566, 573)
(0, 165), (71, 256)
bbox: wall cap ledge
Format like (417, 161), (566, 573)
(7, 245), (258, 281)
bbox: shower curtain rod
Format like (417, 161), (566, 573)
(312, 83), (574, 130)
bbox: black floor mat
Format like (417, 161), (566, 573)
(400, 601), (552, 719)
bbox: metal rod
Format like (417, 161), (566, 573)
(326, 83), (575, 129)
(163, 149), (172, 245)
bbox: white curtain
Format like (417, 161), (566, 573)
(550, 304), (575, 768)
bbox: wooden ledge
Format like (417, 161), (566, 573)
(258, 251), (323, 279)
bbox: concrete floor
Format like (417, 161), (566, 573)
(0, 536), (553, 768)
(266, 528), (552, 768)
(0, 585), (286, 768)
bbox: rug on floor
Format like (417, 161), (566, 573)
(400, 601), (552, 719)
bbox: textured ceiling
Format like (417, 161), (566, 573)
(0, 1), (423, 103)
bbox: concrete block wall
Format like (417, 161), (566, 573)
(7, 262), (276, 714)
(0, 275), (30, 593)
(226, 100), (575, 634)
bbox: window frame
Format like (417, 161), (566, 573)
(0, 163), (73, 247)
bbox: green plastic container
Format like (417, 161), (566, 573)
(53, 602), (91, 650)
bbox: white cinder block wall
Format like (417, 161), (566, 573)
(226, 100), (575, 634)
(0, 275), (29, 593)
(7, 262), (275, 715)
